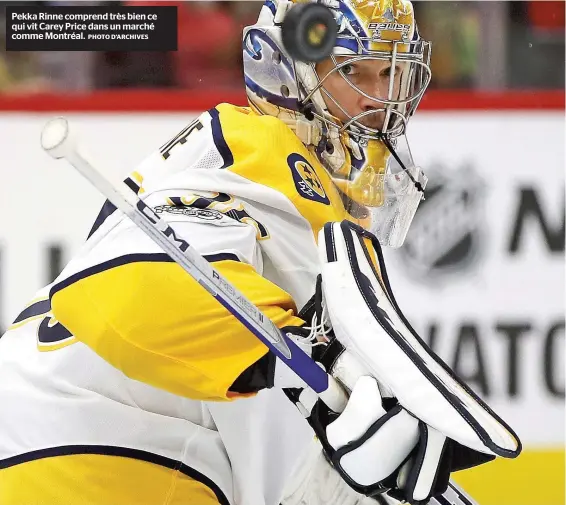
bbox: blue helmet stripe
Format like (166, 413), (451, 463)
(244, 76), (300, 111)
(264, 0), (276, 15)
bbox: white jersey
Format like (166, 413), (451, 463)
(0, 103), (355, 504)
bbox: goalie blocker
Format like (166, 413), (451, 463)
(283, 221), (521, 504)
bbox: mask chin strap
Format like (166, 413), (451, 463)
(380, 134), (425, 195)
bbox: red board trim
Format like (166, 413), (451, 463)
(0, 90), (563, 112)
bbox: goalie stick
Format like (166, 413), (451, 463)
(40, 117), (479, 505)
(40, 117), (346, 413)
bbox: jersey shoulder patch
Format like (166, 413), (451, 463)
(287, 153), (330, 205)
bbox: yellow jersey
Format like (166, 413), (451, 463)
(0, 103), (352, 505)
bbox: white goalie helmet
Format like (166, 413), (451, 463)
(243, 0), (432, 247)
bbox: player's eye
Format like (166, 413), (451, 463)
(340, 64), (356, 76)
(381, 65), (402, 78)
(380, 66), (392, 78)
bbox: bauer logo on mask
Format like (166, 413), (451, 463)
(288, 153), (330, 205)
(367, 21), (411, 41)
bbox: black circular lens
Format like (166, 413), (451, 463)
(281, 4), (337, 63)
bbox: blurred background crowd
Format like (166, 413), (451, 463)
(0, 0), (564, 94)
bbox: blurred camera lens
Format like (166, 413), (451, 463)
(282, 3), (337, 63)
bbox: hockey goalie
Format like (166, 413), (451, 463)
(0, 1), (521, 504)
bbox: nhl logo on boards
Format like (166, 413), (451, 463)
(288, 153), (330, 205)
(398, 163), (486, 282)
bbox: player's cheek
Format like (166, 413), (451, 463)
(375, 76), (392, 99)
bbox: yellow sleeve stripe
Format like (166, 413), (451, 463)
(51, 256), (303, 401)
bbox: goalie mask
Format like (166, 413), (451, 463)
(243, 0), (431, 247)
